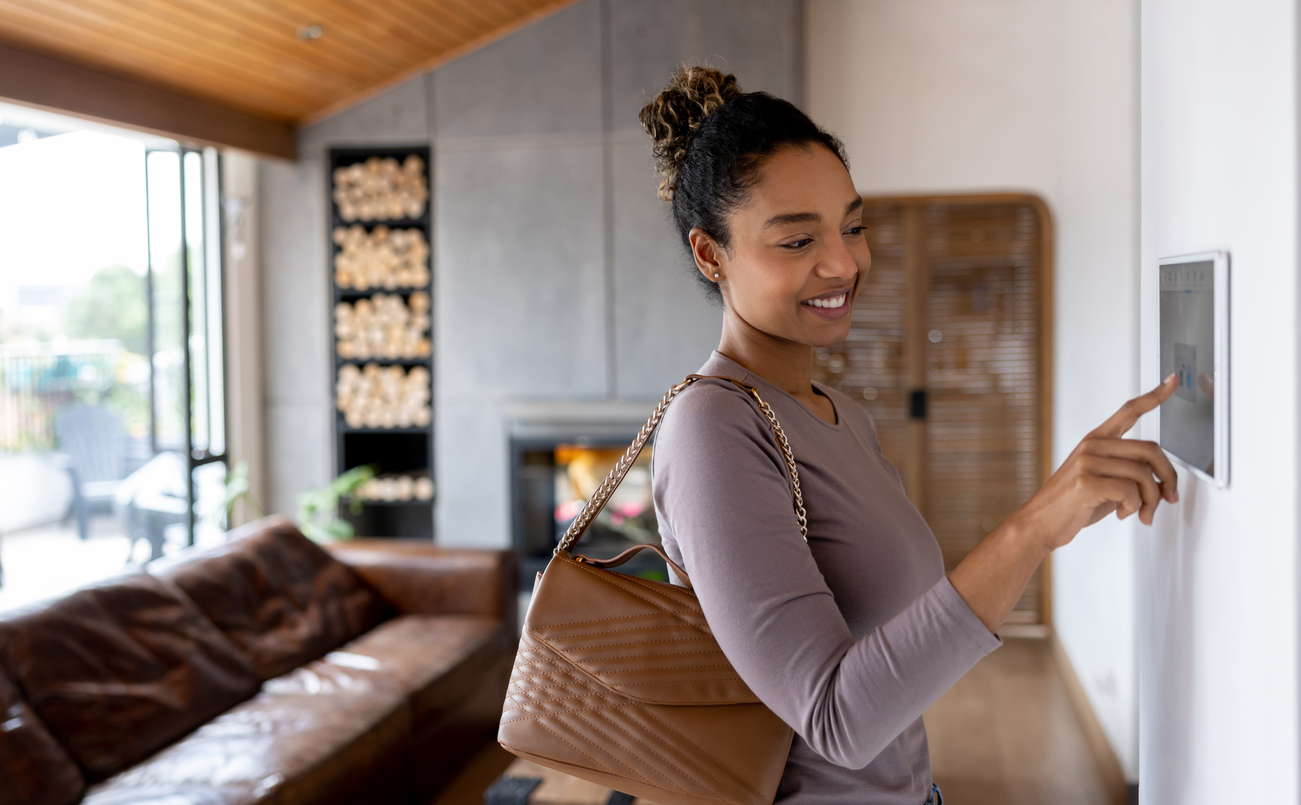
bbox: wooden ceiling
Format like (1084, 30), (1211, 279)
(0, 0), (578, 158)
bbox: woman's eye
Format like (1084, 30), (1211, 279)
(844, 225), (865, 237)
(783, 238), (813, 250)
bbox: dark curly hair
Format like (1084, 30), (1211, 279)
(639, 66), (848, 303)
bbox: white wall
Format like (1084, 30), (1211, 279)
(1139, 1), (1299, 801)
(806, 0), (1141, 778)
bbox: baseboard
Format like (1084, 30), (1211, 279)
(998, 622), (1051, 639)
(1048, 633), (1130, 805)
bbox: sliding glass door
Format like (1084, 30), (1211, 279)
(144, 146), (227, 547)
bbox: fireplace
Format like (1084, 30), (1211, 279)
(511, 431), (668, 591)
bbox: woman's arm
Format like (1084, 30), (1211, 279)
(654, 382), (1000, 770)
(950, 374), (1180, 630)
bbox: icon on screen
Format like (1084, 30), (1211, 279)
(1173, 342), (1197, 402)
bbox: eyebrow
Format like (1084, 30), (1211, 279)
(762, 198), (864, 230)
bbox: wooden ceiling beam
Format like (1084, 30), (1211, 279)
(0, 39), (295, 159)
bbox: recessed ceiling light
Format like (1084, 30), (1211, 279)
(297, 24), (323, 41)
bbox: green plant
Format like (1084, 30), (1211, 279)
(296, 465), (376, 541)
(218, 460), (264, 526)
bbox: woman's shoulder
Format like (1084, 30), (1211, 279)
(655, 375), (782, 456)
(654, 377), (790, 492)
(662, 376), (763, 432)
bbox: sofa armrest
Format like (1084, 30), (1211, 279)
(326, 541), (518, 633)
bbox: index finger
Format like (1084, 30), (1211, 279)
(1090, 374), (1178, 439)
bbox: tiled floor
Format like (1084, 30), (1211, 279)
(437, 638), (1119, 805)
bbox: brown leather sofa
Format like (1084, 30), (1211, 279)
(0, 516), (518, 805)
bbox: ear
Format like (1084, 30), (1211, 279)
(688, 227), (725, 284)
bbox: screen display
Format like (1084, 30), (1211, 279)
(1159, 260), (1216, 474)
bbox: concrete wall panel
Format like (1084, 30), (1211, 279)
(436, 143), (608, 399)
(611, 139), (720, 397)
(609, 0), (801, 132)
(260, 159), (329, 404)
(434, 2), (602, 140)
(301, 74), (431, 148)
(265, 402), (331, 517)
(434, 400), (509, 547)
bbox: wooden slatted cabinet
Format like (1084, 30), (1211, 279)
(813, 194), (1053, 626)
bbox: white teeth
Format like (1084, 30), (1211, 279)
(807, 294), (846, 309)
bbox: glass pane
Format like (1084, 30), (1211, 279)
(203, 149), (225, 457)
(0, 115), (158, 611)
(193, 460), (227, 548)
(146, 150), (186, 454)
(184, 150), (208, 456)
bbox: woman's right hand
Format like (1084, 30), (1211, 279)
(1014, 373), (1181, 553)
(950, 374), (1181, 633)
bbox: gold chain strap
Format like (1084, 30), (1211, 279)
(554, 375), (808, 555)
(749, 395), (809, 542)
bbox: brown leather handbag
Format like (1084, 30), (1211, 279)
(498, 375), (808, 805)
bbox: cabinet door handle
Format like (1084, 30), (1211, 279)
(909, 389), (928, 420)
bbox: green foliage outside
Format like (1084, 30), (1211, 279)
(60, 264), (156, 442)
(62, 265), (149, 354)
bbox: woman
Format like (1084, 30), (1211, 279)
(642, 67), (1178, 804)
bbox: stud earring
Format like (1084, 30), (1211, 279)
(714, 273), (720, 279)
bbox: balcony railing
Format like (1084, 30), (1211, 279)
(0, 340), (143, 452)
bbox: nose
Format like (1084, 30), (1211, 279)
(816, 236), (863, 282)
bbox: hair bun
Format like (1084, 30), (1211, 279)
(639, 66), (743, 201)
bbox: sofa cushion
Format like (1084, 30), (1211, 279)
(153, 516), (387, 680)
(0, 573), (260, 781)
(84, 689), (410, 805)
(327, 541), (517, 629)
(0, 669), (85, 805)
(264, 614), (506, 733)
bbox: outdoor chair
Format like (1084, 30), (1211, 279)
(115, 451), (188, 563)
(54, 405), (127, 541)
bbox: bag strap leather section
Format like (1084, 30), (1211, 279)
(574, 543), (692, 587)
(554, 374), (808, 556)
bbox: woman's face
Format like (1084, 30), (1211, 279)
(693, 144), (870, 348)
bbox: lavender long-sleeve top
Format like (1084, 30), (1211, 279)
(651, 353), (1001, 803)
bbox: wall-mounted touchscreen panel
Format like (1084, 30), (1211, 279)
(1158, 251), (1229, 488)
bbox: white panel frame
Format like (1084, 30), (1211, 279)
(1156, 250), (1230, 488)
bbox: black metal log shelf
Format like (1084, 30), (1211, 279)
(329, 145), (434, 539)
(331, 214), (427, 230)
(335, 289), (426, 300)
(333, 359), (431, 368)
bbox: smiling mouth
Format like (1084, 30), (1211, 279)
(802, 293), (847, 310)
